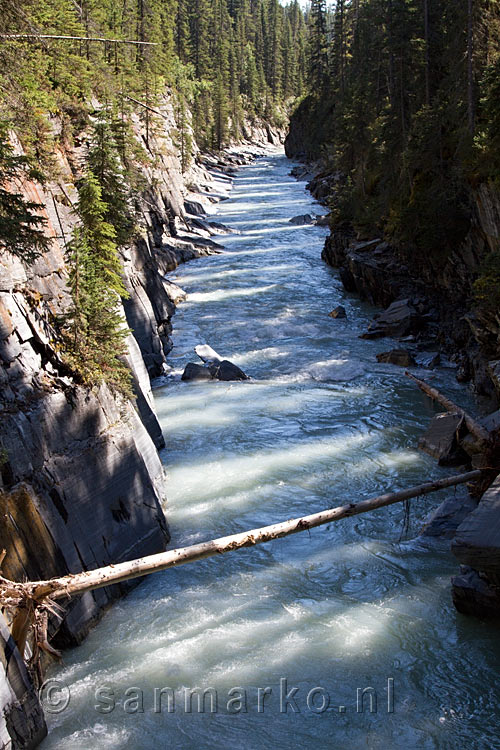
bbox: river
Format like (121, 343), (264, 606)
(43, 151), (500, 749)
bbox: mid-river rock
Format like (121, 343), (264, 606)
(209, 360), (249, 381)
(289, 214), (315, 225)
(181, 363), (214, 381)
(195, 344), (223, 364)
(329, 305), (347, 319)
(376, 349), (416, 367)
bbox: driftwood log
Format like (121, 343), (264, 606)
(0, 470), (481, 603)
(0, 469), (482, 673)
(405, 371), (491, 445)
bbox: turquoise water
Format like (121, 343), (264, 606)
(43, 152), (500, 750)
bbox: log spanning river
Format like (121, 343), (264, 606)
(43, 152), (500, 749)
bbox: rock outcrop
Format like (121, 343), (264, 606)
(418, 413), (467, 466)
(452, 475), (500, 617)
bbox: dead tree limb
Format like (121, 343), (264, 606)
(405, 371), (490, 444)
(0, 34), (157, 46)
(0, 469), (482, 665)
(10, 469), (481, 604)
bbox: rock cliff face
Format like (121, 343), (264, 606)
(0, 95), (266, 747)
(320, 183), (500, 403)
(287, 109), (500, 402)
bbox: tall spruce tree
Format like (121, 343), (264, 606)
(63, 170), (131, 394)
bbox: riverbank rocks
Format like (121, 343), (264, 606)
(315, 214), (330, 227)
(415, 351), (441, 369)
(451, 474), (500, 618)
(418, 412), (467, 466)
(451, 566), (500, 618)
(376, 349), (416, 367)
(361, 299), (422, 340)
(452, 475), (500, 576)
(421, 493), (477, 539)
(329, 305), (347, 319)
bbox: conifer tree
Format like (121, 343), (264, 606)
(87, 112), (134, 247)
(0, 123), (49, 263)
(63, 170), (131, 394)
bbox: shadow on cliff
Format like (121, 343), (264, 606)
(0, 385), (169, 648)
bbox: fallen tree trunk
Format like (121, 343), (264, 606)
(12, 470), (480, 603)
(405, 372), (490, 444)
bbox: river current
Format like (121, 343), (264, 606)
(43, 151), (500, 750)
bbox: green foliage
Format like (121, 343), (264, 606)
(61, 171), (132, 396)
(0, 122), (50, 263)
(87, 112), (135, 247)
(291, 0), (500, 268)
(474, 248), (500, 316)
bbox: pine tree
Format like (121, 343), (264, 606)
(87, 112), (134, 247)
(63, 170), (131, 394)
(309, 0), (329, 88)
(0, 123), (50, 263)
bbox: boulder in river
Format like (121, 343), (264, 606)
(361, 298), (421, 339)
(181, 363), (214, 382)
(289, 214), (315, 225)
(376, 349), (416, 367)
(418, 412), (467, 465)
(209, 359), (249, 381)
(328, 306), (347, 319)
(195, 344), (223, 364)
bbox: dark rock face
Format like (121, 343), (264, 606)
(0, 614), (47, 749)
(315, 215), (330, 227)
(452, 475), (500, 577)
(209, 360), (249, 381)
(452, 567), (500, 618)
(421, 494), (477, 539)
(418, 413), (467, 466)
(376, 349), (416, 367)
(182, 363), (214, 381)
(0, 385), (170, 648)
(361, 299), (422, 340)
(289, 214), (315, 225)
(450, 475), (500, 618)
(328, 306), (347, 319)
